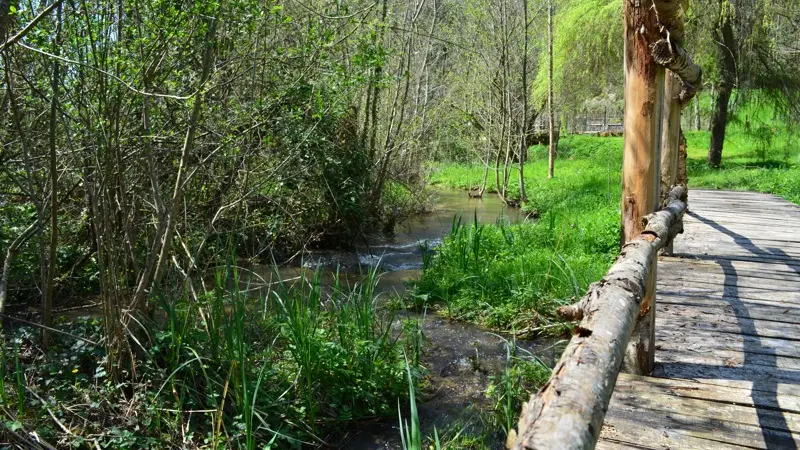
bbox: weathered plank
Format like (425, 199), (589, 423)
(599, 190), (800, 449)
(600, 374), (800, 449)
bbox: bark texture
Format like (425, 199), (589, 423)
(676, 131), (688, 187)
(651, 39), (702, 104)
(660, 72), (682, 207)
(621, 0), (665, 375)
(547, 0), (556, 179)
(707, 4), (736, 168)
(513, 186), (688, 450)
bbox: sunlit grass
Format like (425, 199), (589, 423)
(420, 128), (798, 334)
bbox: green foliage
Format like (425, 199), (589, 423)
(418, 135), (622, 332)
(532, 0), (622, 110)
(685, 129), (800, 204)
(398, 359), (424, 450)
(486, 346), (551, 437)
(0, 266), (420, 449)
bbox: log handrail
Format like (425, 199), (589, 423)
(512, 185), (688, 450)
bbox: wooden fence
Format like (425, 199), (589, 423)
(512, 186), (687, 449)
(511, 0), (702, 448)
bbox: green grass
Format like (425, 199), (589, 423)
(0, 265), (421, 449)
(685, 130), (800, 204)
(416, 135), (622, 332)
(419, 128), (798, 333)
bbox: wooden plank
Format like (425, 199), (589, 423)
(601, 374), (800, 449)
(659, 257), (800, 277)
(685, 213), (800, 227)
(677, 237), (800, 255)
(656, 313), (800, 342)
(657, 327), (800, 359)
(689, 189), (797, 202)
(655, 348), (800, 379)
(657, 283), (800, 304)
(675, 242), (800, 260)
(685, 206), (800, 218)
(661, 272), (800, 291)
(673, 253), (800, 270)
(657, 295), (800, 324)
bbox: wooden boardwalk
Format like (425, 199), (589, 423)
(599, 190), (800, 449)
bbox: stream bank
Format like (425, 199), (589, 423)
(250, 189), (564, 448)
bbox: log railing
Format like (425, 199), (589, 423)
(512, 185), (688, 450)
(510, 1), (700, 448)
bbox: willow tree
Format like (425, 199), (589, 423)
(697, 0), (800, 166)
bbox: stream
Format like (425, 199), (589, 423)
(248, 189), (563, 449)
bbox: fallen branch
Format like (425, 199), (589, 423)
(513, 186), (687, 450)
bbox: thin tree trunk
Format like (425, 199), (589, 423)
(129, 16), (217, 313)
(368, 0), (388, 161)
(660, 72), (682, 256)
(707, 5), (734, 170)
(694, 96), (701, 130)
(479, 141), (491, 197)
(677, 130), (688, 187)
(42, 0), (63, 349)
(518, 0), (529, 202)
(547, 0), (556, 179)
(660, 72), (682, 205)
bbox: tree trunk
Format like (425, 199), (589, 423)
(0, 221), (39, 316)
(708, 86), (732, 167)
(0, 0), (9, 39)
(660, 72), (682, 256)
(677, 130), (688, 187)
(694, 96), (701, 130)
(518, 0), (529, 202)
(707, 4), (736, 167)
(42, 0), (63, 349)
(660, 72), (682, 204)
(620, 0), (665, 376)
(547, 0), (556, 179)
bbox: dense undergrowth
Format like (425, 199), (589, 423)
(0, 266), (422, 449)
(419, 128), (799, 334)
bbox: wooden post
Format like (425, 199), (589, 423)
(513, 187), (688, 450)
(660, 72), (682, 256)
(621, 0), (665, 375)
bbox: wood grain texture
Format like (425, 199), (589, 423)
(600, 190), (800, 449)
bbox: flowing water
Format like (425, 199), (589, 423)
(246, 189), (563, 449)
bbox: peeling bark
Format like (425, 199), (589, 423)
(651, 39), (702, 104)
(621, 0), (665, 375)
(514, 186), (687, 450)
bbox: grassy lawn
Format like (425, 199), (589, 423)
(415, 128), (799, 333)
(686, 130), (800, 204)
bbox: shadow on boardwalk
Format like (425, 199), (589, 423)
(666, 211), (800, 449)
